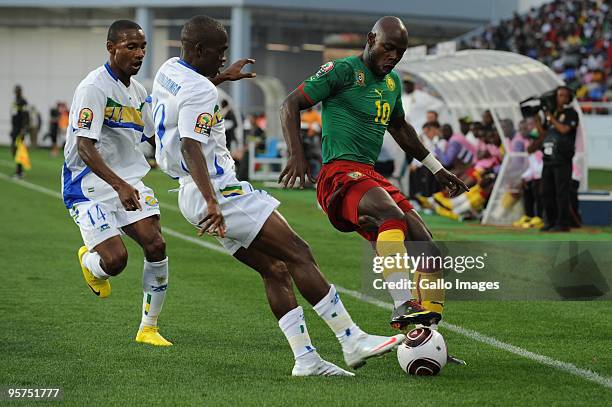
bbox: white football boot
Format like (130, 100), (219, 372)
(343, 331), (405, 369)
(292, 353), (355, 377)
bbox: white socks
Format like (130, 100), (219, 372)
(279, 306), (318, 364)
(140, 257), (169, 329)
(313, 285), (361, 343)
(83, 251), (110, 280)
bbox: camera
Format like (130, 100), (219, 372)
(519, 89), (557, 118)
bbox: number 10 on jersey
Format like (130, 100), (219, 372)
(374, 100), (391, 125)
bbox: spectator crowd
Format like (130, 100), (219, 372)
(460, 0), (611, 103)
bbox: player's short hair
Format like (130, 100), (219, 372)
(181, 15), (226, 46)
(107, 20), (142, 42)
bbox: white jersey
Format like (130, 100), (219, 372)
(151, 57), (234, 184)
(62, 63), (154, 208)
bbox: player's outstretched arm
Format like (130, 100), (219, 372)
(388, 117), (469, 197)
(180, 138), (226, 238)
(209, 59), (256, 86)
(76, 137), (142, 211)
(279, 90), (316, 189)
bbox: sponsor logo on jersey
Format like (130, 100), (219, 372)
(355, 70), (365, 86)
(373, 89), (384, 98)
(385, 75), (396, 91)
(315, 61), (334, 78)
(104, 98), (145, 131)
(194, 112), (213, 135)
(100, 223), (110, 232)
(77, 108), (94, 129)
(347, 171), (363, 179)
(145, 195), (159, 207)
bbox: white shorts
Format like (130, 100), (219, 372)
(178, 175), (280, 254)
(68, 181), (161, 250)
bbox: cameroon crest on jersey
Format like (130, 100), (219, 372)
(385, 75), (396, 91)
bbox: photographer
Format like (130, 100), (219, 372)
(528, 86), (579, 232)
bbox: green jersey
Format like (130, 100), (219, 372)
(300, 55), (404, 165)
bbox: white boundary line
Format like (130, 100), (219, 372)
(2, 172), (611, 390)
(335, 287), (612, 389)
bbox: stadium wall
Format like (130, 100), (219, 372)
(584, 116), (612, 170)
(0, 23), (168, 146)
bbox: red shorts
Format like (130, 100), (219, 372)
(316, 160), (414, 240)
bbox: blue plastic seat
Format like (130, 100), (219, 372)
(256, 138), (280, 158)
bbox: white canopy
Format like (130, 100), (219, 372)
(396, 50), (587, 224)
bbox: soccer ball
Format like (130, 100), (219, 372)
(397, 327), (447, 376)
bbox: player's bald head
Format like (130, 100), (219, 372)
(363, 16), (408, 77)
(370, 16), (408, 45)
(181, 15), (227, 49)
(180, 15), (229, 77)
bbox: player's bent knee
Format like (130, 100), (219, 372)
(269, 260), (289, 275)
(266, 261), (291, 282)
(257, 260), (290, 282)
(144, 235), (166, 260)
(102, 252), (128, 276)
(288, 234), (315, 264)
(404, 212), (434, 241)
(378, 206), (406, 223)
(364, 202), (405, 225)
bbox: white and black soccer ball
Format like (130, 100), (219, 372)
(397, 327), (447, 376)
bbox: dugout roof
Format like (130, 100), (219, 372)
(396, 50), (588, 224)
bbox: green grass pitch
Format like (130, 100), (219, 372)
(1, 147), (611, 405)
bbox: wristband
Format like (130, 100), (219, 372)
(422, 153), (443, 174)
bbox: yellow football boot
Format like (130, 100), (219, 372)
(433, 192), (452, 210)
(526, 216), (545, 229)
(135, 326), (173, 346)
(78, 246), (111, 298)
(513, 215), (530, 227)
(415, 194), (433, 210)
(435, 205), (460, 221)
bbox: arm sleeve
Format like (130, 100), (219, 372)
(178, 87), (218, 145)
(141, 96), (155, 141)
(561, 108), (579, 129)
(299, 60), (352, 104)
(71, 85), (106, 141)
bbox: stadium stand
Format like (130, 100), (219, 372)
(459, 0), (611, 102)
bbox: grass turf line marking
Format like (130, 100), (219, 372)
(2, 171), (611, 390)
(334, 287), (612, 390)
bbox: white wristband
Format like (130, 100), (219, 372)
(421, 153), (443, 174)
